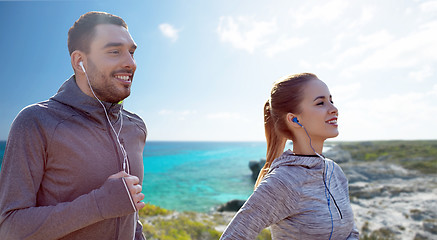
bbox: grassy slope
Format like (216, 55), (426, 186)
(334, 140), (437, 174)
(139, 204), (271, 240)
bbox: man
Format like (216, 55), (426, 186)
(0, 12), (147, 239)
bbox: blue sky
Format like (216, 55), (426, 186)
(1, 0), (436, 141)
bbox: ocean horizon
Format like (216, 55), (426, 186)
(142, 141), (270, 212)
(0, 140), (269, 212)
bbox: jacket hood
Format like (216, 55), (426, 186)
(269, 149), (326, 172)
(50, 75), (122, 126)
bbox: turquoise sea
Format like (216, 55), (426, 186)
(0, 141), (268, 212)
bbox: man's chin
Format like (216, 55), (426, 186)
(105, 93), (130, 103)
(113, 88), (131, 102)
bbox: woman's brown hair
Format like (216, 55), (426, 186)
(254, 73), (319, 188)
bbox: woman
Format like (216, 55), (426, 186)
(220, 73), (359, 239)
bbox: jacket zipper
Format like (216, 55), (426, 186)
(106, 119), (124, 240)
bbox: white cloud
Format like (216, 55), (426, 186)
(341, 21), (437, 76)
(158, 110), (250, 123)
(338, 88), (437, 140)
(217, 16), (308, 57)
(350, 30), (394, 56)
(158, 109), (172, 115)
(320, 30), (393, 70)
(298, 60), (312, 69)
(206, 112), (244, 120)
(330, 82), (362, 101)
(217, 16), (277, 53)
(158, 109), (197, 121)
(347, 6), (375, 29)
(290, 0), (349, 27)
(405, 7), (414, 15)
(158, 109), (197, 115)
(265, 36), (307, 57)
(159, 23), (180, 42)
(408, 65), (433, 82)
(433, 84), (437, 94)
(420, 0), (437, 12)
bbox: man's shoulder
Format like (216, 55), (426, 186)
(9, 101), (54, 135)
(121, 109), (147, 132)
(16, 101), (51, 119)
(14, 99), (75, 126)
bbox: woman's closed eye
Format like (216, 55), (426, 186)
(316, 100), (334, 106)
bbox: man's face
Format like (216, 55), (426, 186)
(85, 24), (137, 103)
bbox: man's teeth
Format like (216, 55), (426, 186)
(327, 119), (337, 124)
(115, 75), (131, 82)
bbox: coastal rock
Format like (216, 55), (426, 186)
(347, 164), (437, 240)
(423, 221), (437, 235)
(341, 162), (420, 184)
(323, 145), (352, 163)
(242, 145), (437, 239)
(216, 199), (246, 212)
(249, 158), (266, 181)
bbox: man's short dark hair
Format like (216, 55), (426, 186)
(68, 11), (128, 55)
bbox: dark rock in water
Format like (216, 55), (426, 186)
(249, 158), (266, 181)
(217, 199), (246, 212)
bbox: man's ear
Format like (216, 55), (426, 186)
(71, 50), (86, 74)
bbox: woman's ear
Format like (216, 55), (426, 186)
(286, 113), (302, 128)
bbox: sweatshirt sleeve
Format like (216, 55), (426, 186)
(346, 222), (360, 239)
(0, 107), (136, 239)
(220, 172), (299, 240)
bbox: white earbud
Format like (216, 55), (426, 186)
(79, 61), (85, 72)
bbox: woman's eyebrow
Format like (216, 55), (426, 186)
(313, 96), (325, 101)
(313, 95), (332, 102)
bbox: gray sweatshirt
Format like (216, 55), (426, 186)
(220, 150), (359, 239)
(0, 76), (147, 239)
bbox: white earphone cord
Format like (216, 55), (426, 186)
(84, 72), (129, 172)
(83, 69), (137, 239)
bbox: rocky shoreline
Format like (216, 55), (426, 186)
(326, 145), (437, 240)
(140, 143), (437, 239)
(213, 145), (437, 239)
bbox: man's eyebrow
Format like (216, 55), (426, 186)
(313, 95), (332, 101)
(102, 42), (137, 50)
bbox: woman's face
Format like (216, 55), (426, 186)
(295, 79), (339, 141)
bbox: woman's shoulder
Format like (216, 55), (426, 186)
(262, 165), (306, 192)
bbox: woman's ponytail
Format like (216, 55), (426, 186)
(254, 100), (286, 188)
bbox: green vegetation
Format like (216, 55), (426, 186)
(139, 204), (272, 240)
(336, 140), (437, 174)
(141, 215), (221, 240)
(139, 203), (172, 216)
(256, 229), (272, 240)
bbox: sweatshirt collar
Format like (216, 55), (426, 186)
(50, 75), (122, 126)
(269, 149), (326, 171)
